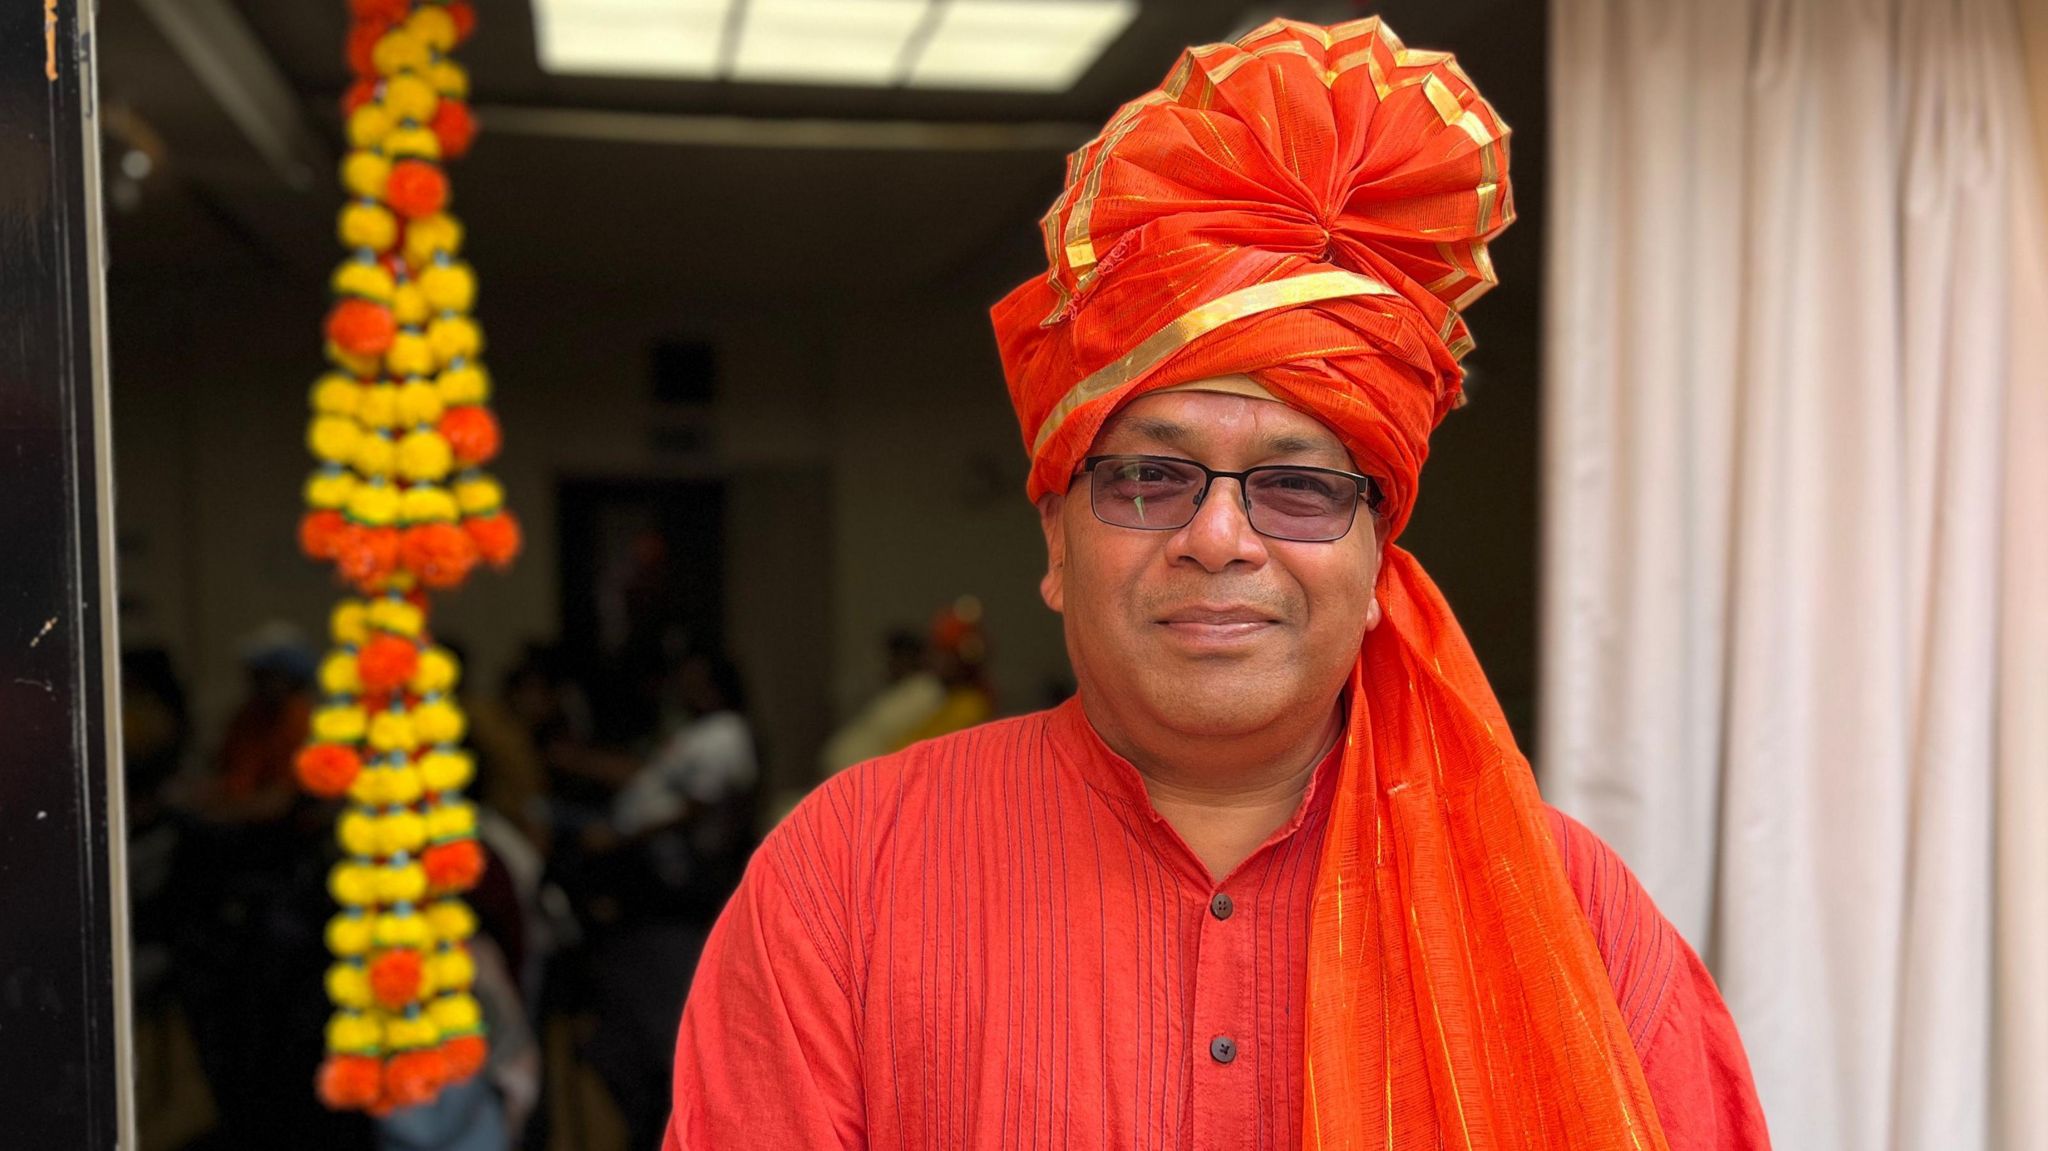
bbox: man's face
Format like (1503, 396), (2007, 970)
(1038, 383), (1384, 742)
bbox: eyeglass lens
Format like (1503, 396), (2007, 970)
(1088, 457), (1362, 542)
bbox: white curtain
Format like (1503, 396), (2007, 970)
(1540, 0), (2048, 1147)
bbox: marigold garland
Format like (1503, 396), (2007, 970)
(300, 0), (503, 1116)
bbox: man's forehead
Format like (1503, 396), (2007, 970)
(1095, 384), (1352, 463)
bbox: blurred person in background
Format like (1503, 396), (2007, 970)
(818, 627), (943, 774)
(122, 646), (190, 994)
(439, 638), (551, 860)
(818, 600), (994, 775)
(900, 596), (994, 745)
(185, 620), (317, 826)
(120, 648), (212, 1149)
(570, 647), (760, 1151)
(166, 622), (369, 1149)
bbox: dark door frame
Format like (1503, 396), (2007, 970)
(1, 0), (134, 1145)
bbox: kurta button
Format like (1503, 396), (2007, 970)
(1210, 892), (1234, 920)
(1210, 1036), (1237, 1064)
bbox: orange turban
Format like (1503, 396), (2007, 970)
(992, 18), (1670, 1151)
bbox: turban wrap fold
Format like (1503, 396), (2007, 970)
(992, 18), (1671, 1151)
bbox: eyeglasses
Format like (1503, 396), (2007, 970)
(1070, 454), (1385, 543)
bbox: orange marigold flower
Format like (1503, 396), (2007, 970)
(368, 948), (425, 1011)
(295, 744), (363, 798)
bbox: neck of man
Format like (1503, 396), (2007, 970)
(1083, 694), (1344, 881)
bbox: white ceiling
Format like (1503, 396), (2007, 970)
(96, 0), (1536, 309)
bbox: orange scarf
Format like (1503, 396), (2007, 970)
(992, 18), (1668, 1149)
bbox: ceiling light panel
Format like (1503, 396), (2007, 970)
(729, 0), (932, 86)
(907, 0), (1137, 91)
(533, 0), (732, 78)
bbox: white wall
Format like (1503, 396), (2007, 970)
(825, 297), (1072, 717)
(107, 270), (1072, 798)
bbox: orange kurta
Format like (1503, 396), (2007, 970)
(665, 702), (1769, 1149)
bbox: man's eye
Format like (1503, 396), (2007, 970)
(1268, 473), (1340, 496)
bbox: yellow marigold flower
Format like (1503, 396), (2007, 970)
(372, 29), (429, 77)
(310, 372), (361, 417)
(368, 597), (424, 637)
(378, 861), (428, 904)
(351, 432), (397, 479)
(308, 415), (360, 465)
(327, 913), (373, 957)
(340, 150), (390, 199)
(347, 480), (401, 527)
(328, 862), (377, 908)
(326, 963), (372, 1010)
(435, 363), (489, 406)
(418, 262), (475, 314)
(426, 800), (477, 841)
(367, 709), (417, 754)
(392, 281), (431, 327)
(338, 201), (395, 251)
(403, 213), (464, 265)
(326, 1010), (381, 1055)
(383, 1012), (439, 1050)
(384, 762), (426, 806)
(381, 126), (441, 162)
(431, 950), (476, 995)
(418, 749), (473, 793)
(373, 911), (430, 951)
(407, 6), (457, 52)
(382, 73), (439, 124)
(400, 484), (458, 525)
(453, 473), (504, 516)
(427, 59), (469, 100)
(411, 648), (461, 696)
(379, 810), (429, 856)
(304, 469), (357, 510)
(396, 379), (445, 426)
(331, 600), (368, 646)
(412, 699), (467, 746)
(397, 429), (453, 483)
(427, 315), (482, 365)
(385, 331), (437, 379)
(331, 260), (395, 302)
(426, 899), (476, 943)
(313, 705), (368, 744)
(428, 991), (481, 1034)
(346, 104), (392, 151)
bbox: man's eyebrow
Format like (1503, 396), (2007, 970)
(1099, 414), (1195, 450)
(1098, 412), (1351, 469)
(1257, 432), (1343, 460)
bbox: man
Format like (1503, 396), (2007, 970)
(198, 621), (317, 824)
(667, 18), (1769, 1150)
(819, 603), (992, 775)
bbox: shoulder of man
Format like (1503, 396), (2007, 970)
(797, 704), (1053, 820)
(1541, 804), (1686, 1052)
(753, 708), (1058, 896)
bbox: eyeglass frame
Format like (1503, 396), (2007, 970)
(1068, 453), (1387, 543)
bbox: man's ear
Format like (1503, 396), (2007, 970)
(1361, 529), (1387, 632)
(1037, 493), (1066, 614)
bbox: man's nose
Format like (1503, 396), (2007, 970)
(1173, 477), (1268, 571)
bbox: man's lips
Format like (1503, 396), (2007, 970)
(1157, 605), (1279, 625)
(1155, 606), (1282, 645)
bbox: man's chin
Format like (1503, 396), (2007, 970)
(1140, 679), (1295, 738)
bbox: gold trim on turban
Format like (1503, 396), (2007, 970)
(1029, 269), (1395, 456)
(1153, 375), (1279, 402)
